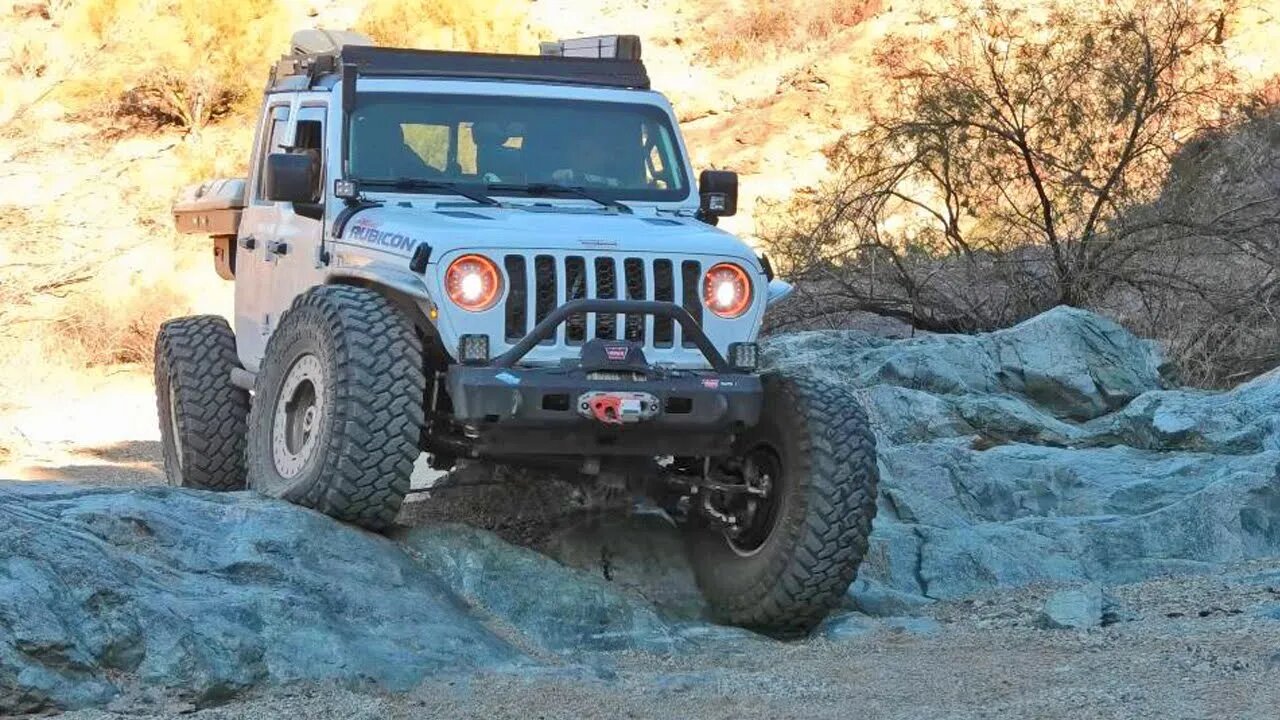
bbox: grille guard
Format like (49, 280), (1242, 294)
(492, 298), (731, 371)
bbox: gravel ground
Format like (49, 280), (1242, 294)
(54, 553), (1280, 719)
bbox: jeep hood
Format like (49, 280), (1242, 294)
(330, 203), (760, 266)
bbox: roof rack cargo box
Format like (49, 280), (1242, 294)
(539, 35), (642, 60)
(172, 178), (246, 281)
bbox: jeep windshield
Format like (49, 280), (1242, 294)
(347, 93), (690, 203)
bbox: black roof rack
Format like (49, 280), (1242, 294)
(269, 43), (650, 92)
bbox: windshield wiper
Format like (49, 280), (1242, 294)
(486, 182), (633, 214)
(359, 178), (500, 207)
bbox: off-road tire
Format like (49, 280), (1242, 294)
(154, 315), (249, 491)
(246, 286), (424, 531)
(688, 372), (878, 636)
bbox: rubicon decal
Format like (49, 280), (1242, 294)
(345, 221), (419, 253)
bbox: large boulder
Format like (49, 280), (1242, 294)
(763, 306), (1280, 608)
(0, 485), (521, 714)
(396, 523), (683, 653)
(764, 307), (1170, 422)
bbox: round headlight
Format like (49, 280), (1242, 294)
(445, 254), (502, 312)
(703, 262), (752, 318)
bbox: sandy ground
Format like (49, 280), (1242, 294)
(5, 372), (1280, 719)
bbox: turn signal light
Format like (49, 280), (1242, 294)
(445, 254), (502, 312)
(703, 263), (752, 318)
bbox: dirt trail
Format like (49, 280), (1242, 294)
(6, 371), (1280, 719)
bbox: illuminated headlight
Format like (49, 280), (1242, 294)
(703, 263), (752, 318)
(445, 254), (502, 312)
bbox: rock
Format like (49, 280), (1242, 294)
(764, 306), (1280, 606)
(817, 613), (875, 641)
(764, 306), (1169, 423)
(818, 613), (943, 641)
(5, 305), (1279, 713)
(540, 511), (706, 620)
(1039, 585), (1104, 630)
(0, 484), (520, 715)
(396, 523), (681, 654)
(848, 578), (935, 617)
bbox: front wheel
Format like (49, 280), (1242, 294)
(687, 372), (879, 636)
(246, 286), (425, 531)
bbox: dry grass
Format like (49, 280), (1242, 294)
(51, 0), (288, 132)
(357, 0), (537, 53)
(699, 0), (879, 62)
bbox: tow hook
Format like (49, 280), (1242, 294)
(578, 391), (660, 425)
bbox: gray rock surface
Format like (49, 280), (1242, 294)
(396, 523), (682, 653)
(0, 485), (521, 714)
(764, 306), (1280, 603)
(5, 306), (1280, 714)
(1038, 585), (1103, 630)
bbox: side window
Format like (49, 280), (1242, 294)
(294, 105), (326, 219)
(254, 104), (291, 203)
(642, 122), (678, 190)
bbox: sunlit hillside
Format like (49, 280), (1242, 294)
(0, 0), (1277, 463)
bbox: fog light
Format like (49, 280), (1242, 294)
(458, 334), (490, 365)
(728, 342), (759, 371)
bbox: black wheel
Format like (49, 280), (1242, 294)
(246, 286), (424, 531)
(154, 315), (249, 490)
(688, 372), (879, 636)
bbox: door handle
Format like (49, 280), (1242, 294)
(268, 241), (289, 256)
(238, 236), (256, 250)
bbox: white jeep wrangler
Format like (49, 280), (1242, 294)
(162, 31), (878, 634)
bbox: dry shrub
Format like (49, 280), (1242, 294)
(357, 0), (536, 53)
(56, 0), (288, 132)
(700, 0), (878, 61)
(4, 34), (49, 79)
(763, 0), (1274, 386)
(53, 279), (189, 366)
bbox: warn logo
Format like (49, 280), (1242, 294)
(604, 345), (629, 362)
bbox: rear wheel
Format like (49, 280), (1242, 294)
(687, 372), (879, 636)
(154, 315), (249, 490)
(246, 286), (425, 531)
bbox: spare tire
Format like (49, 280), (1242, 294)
(154, 315), (249, 491)
(687, 372), (879, 636)
(246, 286), (425, 531)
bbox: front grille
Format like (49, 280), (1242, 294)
(653, 259), (674, 347)
(502, 254), (702, 351)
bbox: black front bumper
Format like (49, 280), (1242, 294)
(446, 365), (761, 456)
(444, 299), (763, 457)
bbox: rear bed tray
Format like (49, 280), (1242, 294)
(172, 178), (246, 237)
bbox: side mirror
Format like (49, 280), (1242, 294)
(264, 152), (319, 204)
(698, 170), (738, 222)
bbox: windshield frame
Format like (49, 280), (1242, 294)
(343, 84), (695, 206)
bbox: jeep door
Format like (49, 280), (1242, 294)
(236, 101), (292, 372)
(267, 99), (328, 326)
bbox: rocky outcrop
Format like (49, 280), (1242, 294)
(764, 306), (1280, 606)
(0, 485), (521, 714)
(2, 306), (1277, 713)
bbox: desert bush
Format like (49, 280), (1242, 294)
(699, 0), (878, 61)
(54, 279), (189, 366)
(763, 0), (1275, 385)
(357, 0), (535, 53)
(56, 0), (287, 132)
